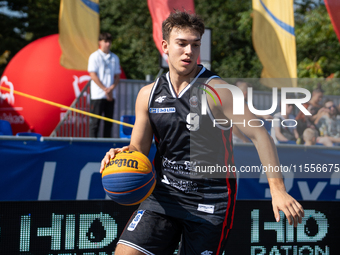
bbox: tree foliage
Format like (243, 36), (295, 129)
(1, 0), (340, 94)
(295, 2), (340, 79)
(0, 0), (60, 75)
(99, 0), (158, 80)
(194, 0), (262, 79)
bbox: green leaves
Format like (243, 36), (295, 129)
(295, 5), (340, 79)
(1, 0), (340, 95)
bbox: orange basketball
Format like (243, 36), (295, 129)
(101, 150), (156, 205)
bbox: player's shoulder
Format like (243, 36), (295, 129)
(139, 82), (154, 95)
(205, 76), (229, 87)
(136, 83), (155, 105)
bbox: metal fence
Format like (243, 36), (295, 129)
(50, 79), (149, 138)
(50, 79), (340, 138)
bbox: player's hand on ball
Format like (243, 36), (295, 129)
(100, 146), (129, 173)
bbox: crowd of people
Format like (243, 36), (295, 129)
(233, 82), (340, 147)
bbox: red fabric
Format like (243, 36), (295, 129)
(147, 0), (195, 61)
(324, 0), (340, 43)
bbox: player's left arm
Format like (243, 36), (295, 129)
(208, 78), (304, 227)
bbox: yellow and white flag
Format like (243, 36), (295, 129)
(252, 0), (297, 87)
(59, 0), (100, 70)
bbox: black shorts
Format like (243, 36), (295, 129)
(117, 210), (231, 255)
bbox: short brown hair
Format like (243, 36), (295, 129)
(162, 11), (205, 42)
(99, 32), (112, 42)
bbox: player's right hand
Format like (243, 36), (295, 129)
(100, 146), (129, 173)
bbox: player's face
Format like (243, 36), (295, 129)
(162, 28), (201, 76)
(99, 40), (112, 54)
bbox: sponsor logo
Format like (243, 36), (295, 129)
(155, 95), (167, 103)
(161, 174), (198, 193)
(72, 75), (91, 98)
(1, 112), (25, 124)
(162, 157), (196, 174)
(127, 210), (145, 231)
(189, 96), (198, 108)
(149, 107), (175, 113)
(197, 204), (215, 214)
(105, 158), (138, 169)
(0, 76), (15, 105)
(201, 251), (213, 255)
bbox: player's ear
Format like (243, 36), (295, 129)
(162, 40), (169, 55)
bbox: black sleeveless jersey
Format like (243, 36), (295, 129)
(140, 66), (237, 226)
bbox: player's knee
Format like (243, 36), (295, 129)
(115, 243), (145, 255)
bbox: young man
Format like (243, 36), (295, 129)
(100, 11), (304, 255)
(88, 32), (121, 138)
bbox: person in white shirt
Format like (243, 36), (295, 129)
(88, 32), (121, 137)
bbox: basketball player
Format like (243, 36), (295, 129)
(100, 11), (304, 255)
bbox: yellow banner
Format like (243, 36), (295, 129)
(59, 0), (100, 70)
(252, 0), (297, 87)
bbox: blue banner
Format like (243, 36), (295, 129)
(0, 138), (339, 201)
(234, 145), (340, 201)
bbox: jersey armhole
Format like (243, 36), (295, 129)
(204, 76), (231, 131)
(148, 78), (160, 109)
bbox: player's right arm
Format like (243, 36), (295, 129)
(100, 84), (154, 173)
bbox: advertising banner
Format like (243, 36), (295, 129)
(0, 138), (339, 201)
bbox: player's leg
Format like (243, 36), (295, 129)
(115, 243), (145, 255)
(178, 219), (233, 255)
(117, 210), (181, 255)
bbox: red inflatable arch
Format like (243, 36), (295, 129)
(0, 34), (126, 136)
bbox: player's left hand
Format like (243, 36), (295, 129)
(271, 189), (304, 227)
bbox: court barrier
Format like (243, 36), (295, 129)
(50, 79), (149, 138)
(0, 137), (339, 201)
(1, 137), (339, 254)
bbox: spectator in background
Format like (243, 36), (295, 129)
(88, 32), (121, 138)
(315, 99), (340, 144)
(272, 104), (299, 143)
(303, 128), (333, 147)
(303, 128), (318, 146)
(296, 86), (324, 138)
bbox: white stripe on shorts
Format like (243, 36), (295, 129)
(117, 240), (155, 255)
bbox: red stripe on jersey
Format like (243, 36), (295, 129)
(152, 135), (159, 168)
(216, 130), (237, 254)
(229, 127), (236, 178)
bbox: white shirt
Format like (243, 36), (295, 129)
(88, 49), (121, 100)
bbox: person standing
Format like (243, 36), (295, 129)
(100, 11), (304, 255)
(88, 32), (121, 137)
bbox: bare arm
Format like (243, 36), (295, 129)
(233, 125), (251, 143)
(100, 84), (154, 172)
(107, 74), (121, 93)
(105, 74), (121, 101)
(208, 79), (304, 227)
(89, 72), (106, 91)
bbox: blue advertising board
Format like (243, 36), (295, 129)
(0, 137), (339, 201)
